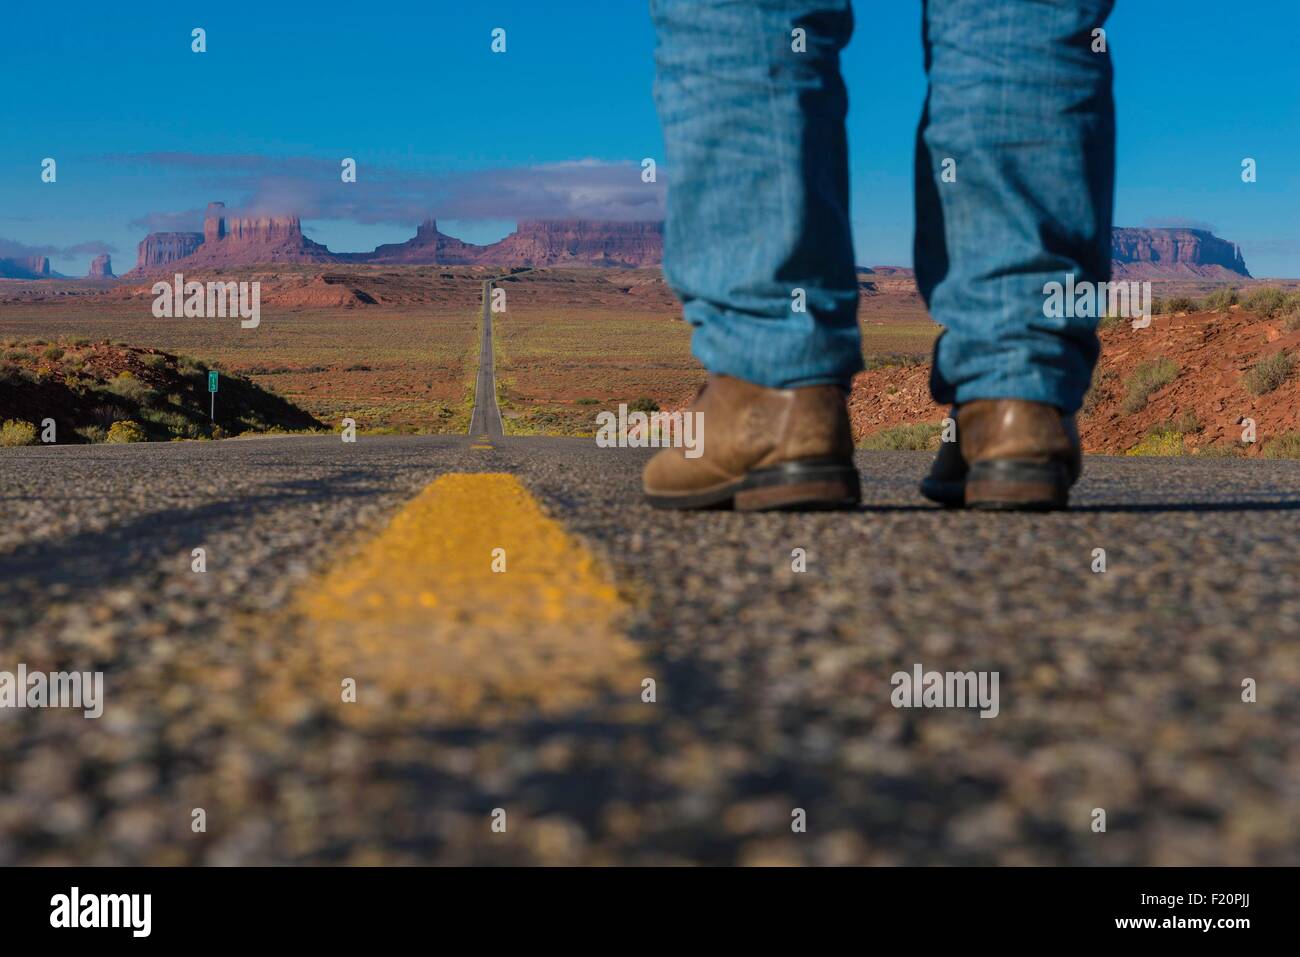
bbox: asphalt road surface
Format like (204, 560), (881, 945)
(2, 433), (1298, 865)
(467, 281), (504, 440)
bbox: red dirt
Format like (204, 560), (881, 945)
(848, 306), (1300, 454)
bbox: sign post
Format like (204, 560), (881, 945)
(208, 370), (218, 421)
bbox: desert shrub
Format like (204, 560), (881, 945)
(87, 403), (129, 428)
(1120, 358), (1179, 413)
(1163, 410), (1203, 434)
(1126, 429), (1185, 457)
(861, 422), (944, 451)
(1261, 432), (1300, 459)
(140, 407), (198, 438)
(104, 371), (158, 406)
(627, 397), (660, 414)
(141, 353), (167, 369)
(74, 425), (107, 444)
(41, 345), (64, 361)
(575, 398), (600, 405)
(62, 374), (97, 393)
(106, 420), (147, 443)
(3, 349), (35, 362)
(863, 352), (926, 370)
(1242, 286), (1289, 320)
(0, 364), (37, 386)
(171, 419), (210, 439)
(1195, 443), (1245, 458)
(1242, 352), (1293, 395)
(70, 337), (91, 347)
(1284, 310), (1300, 333)
(1157, 296), (1198, 315)
(0, 419), (38, 447)
(1202, 288), (1238, 311)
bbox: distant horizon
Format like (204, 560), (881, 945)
(3, 220), (1289, 281)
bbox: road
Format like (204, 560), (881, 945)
(1, 432), (1298, 865)
(466, 279), (504, 440)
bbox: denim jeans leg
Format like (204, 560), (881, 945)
(914, 0), (1116, 414)
(650, 0), (862, 389)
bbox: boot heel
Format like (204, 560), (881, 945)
(965, 459), (1070, 511)
(734, 461), (861, 511)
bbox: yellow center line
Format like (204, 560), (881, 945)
(273, 473), (643, 725)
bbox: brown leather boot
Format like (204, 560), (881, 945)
(642, 374), (860, 510)
(918, 411), (965, 507)
(952, 400), (1081, 510)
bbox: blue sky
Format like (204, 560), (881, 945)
(2, 0), (1297, 276)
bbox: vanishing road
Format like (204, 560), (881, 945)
(1, 308), (1299, 864)
(467, 279), (504, 440)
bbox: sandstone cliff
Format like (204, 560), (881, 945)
(0, 256), (51, 279)
(132, 232), (204, 273)
(1111, 227), (1250, 279)
(175, 202), (337, 269)
(489, 220), (663, 268)
(128, 202), (337, 275)
(353, 218), (663, 268)
(88, 254), (114, 278)
(352, 218), (485, 265)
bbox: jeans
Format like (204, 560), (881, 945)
(650, 0), (1115, 413)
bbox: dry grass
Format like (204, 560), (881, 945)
(493, 304), (697, 436)
(1243, 352), (1293, 396)
(1261, 432), (1300, 459)
(1121, 358), (1179, 413)
(860, 422), (943, 451)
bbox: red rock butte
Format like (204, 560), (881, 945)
(87, 254), (114, 278)
(128, 202), (666, 275)
(1110, 227), (1251, 280)
(109, 216), (1254, 281)
(0, 255), (51, 279)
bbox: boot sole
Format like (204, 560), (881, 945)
(645, 459), (861, 511)
(964, 459), (1071, 511)
(919, 476), (965, 508)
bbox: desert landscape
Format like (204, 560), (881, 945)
(4, 207), (1298, 459)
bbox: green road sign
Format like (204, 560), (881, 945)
(208, 371), (219, 393)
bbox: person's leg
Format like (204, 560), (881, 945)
(642, 0), (862, 510)
(650, 0), (861, 389)
(914, 0), (1115, 509)
(915, 0), (1115, 412)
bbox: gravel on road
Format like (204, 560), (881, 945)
(1, 435), (1297, 864)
